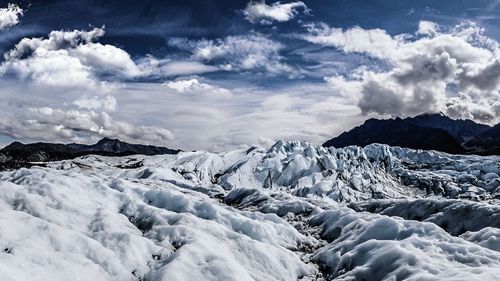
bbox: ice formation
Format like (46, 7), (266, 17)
(0, 141), (499, 280)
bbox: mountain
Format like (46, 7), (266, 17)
(0, 138), (180, 170)
(1, 141), (81, 163)
(323, 117), (466, 154)
(406, 113), (491, 144)
(67, 137), (179, 155)
(323, 113), (500, 155)
(465, 123), (500, 155)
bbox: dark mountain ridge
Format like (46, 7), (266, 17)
(323, 113), (499, 155)
(405, 113), (491, 144)
(465, 123), (500, 155)
(0, 138), (180, 170)
(67, 137), (178, 155)
(323, 117), (466, 154)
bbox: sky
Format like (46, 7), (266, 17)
(0, 0), (500, 151)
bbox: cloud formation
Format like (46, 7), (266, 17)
(169, 34), (297, 76)
(0, 77), (363, 151)
(153, 60), (219, 77)
(243, 1), (308, 24)
(164, 79), (232, 98)
(0, 3), (22, 30)
(0, 27), (220, 88)
(305, 22), (500, 123)
(0, 79), (176, 147)
(0, 106), (174, 145)
(2, 1), (500, 150)
(0, 27), (146, 87)
(73, 95), (118, 111)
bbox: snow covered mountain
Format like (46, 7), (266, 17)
(1, 141), (500, 280)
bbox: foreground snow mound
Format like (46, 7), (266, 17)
(350, 199), (500, 235)
(0, 140), (499, 281)
(311, 208), (500, 281)
(0, 167), (314, 281)
(222, 185), (500, 280)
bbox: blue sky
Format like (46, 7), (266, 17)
(0, 0), (499, 150)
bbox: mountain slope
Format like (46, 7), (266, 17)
(68, 137), (180, 155)
(323, 117), (465, 154)
(465, 123), (500, 155)
(0, 138), (179, 170)
(406, 113), (490, 144)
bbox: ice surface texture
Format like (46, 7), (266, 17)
(0, 141), (499, 280)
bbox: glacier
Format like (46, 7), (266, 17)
(0, 141), (499, 280)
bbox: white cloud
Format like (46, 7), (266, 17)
(0, 106), (174, 145)
(163, 79), (232, 98)
(417, 21), (439, 36)
(303, 23), (400, 60)
(119, 81), (361, 151)
(0, 3), (23, 30)
(243, 1), (308, 24)
(169, 34), (297, 76)
(305, 21), (500, 124)
(0, 27), (161, 88)
(0, 27), (223, 87)
(0, 77), (361, 151)
(3, 48), (97, 88)
(71, 42), (143, 78)
(155, 60), (219, 77)
(324, 75), (363, 102)
(445, 95), (499, 123)
(73, 95), (118, 112)
(4, 28), (105, 59)
(4, 18), (500, 150)
(164, 79), (204, 93)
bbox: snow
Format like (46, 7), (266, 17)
(0, 165), (314, 280)
(311, 208), (500, 280)
(350, 199), (500, 235)
(461, 227), (500, 252)
(0, 141), (499, 280)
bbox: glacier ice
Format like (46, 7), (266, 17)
(0, 141), (499, 280)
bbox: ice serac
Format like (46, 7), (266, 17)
(213, 140), (499, 202)
(0, 140), (499, 281)
(216, 141), (412, 202)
